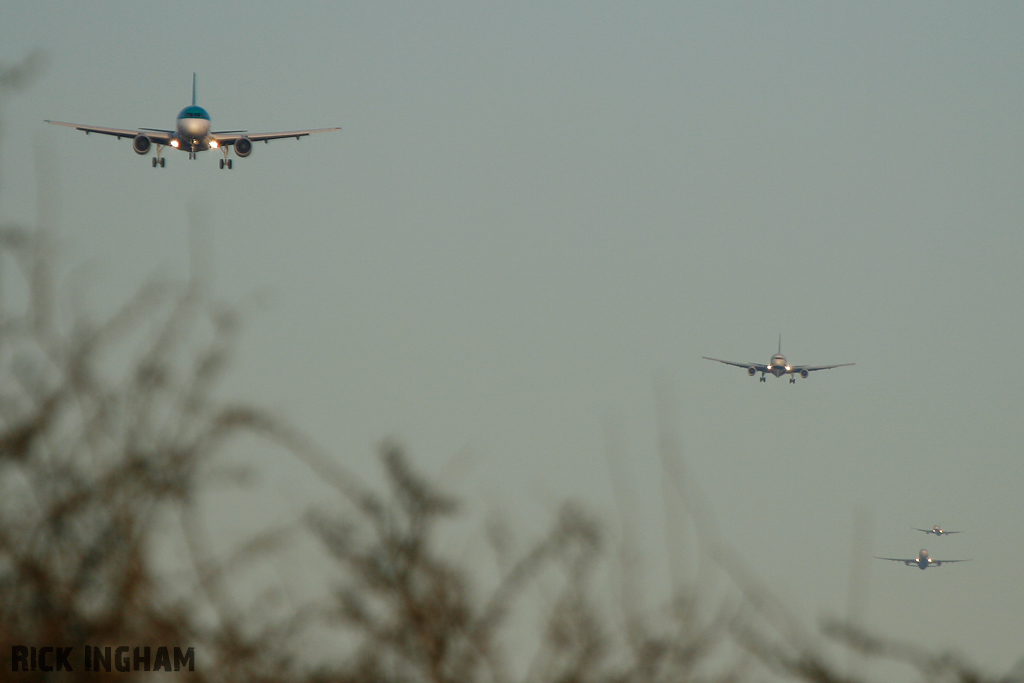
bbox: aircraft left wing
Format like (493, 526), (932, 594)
(790, 363), (855, 373)
(44, 120), (173, 144)
(214, 128), (340, 145)
(702, 357), (766, 372)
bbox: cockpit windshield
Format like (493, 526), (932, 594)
(177, 106), (210, 121)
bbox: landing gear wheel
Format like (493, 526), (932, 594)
(790, 378), (796, 384)
(759, 377), (766, 382)
(160, 157), (165, 168)
(219, 159), (225, 169)
(152, 157), (157, 167)
(227, 159), (232, 169)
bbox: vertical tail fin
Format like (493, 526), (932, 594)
(778, 335), (782, 354)
(192, 73), (197, 105)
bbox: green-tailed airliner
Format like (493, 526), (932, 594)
(45, 75), (338, 169)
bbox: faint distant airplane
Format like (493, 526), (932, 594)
(914, 526), (961, 536)
(874, 549), (969, 570)
(702, 337), (854, 383)
(45, 74), (339, 169)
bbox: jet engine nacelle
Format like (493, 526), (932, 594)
(132, 135), (151, 155)
(747, 367), (757, 376)
(234, 137), (253, 157)
(799, 369), (809, 379)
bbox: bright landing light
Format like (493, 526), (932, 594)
(209, 140), (219, 148)
(170, 140), (179, 148)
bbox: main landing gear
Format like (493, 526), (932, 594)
(151, 156), (165, 167)
(789, 377), (796, 384)
(219, 158), (233, 170)
(759, 376), (766, 382)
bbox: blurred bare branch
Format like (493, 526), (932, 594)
(0, 51), (48, 94)
(0, 222), (306, 681)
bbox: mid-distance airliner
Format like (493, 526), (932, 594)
(874, 549), (968, 570)
(45, 75), (339, 169)
(914, 526), (962, 536)
(702, 337), (854, 383)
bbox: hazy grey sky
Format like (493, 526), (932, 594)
(2, 1), (1023, 674)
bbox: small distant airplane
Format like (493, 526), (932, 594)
(914, 526), (962, 536)
(702, 337), (854, 383)
(45, 74), (339, 169)
(874, 549), (969, 570)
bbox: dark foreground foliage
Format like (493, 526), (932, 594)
(0, 234), (1020, 683)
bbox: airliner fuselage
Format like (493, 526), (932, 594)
(765, 353), (791, 378)
(913, 549), (932, 570)
(175, 105), (212, 150)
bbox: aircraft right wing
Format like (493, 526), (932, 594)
(44, 120), (173, 144)
(702, 357), (766, 372)
(874, 556), (917, 566)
